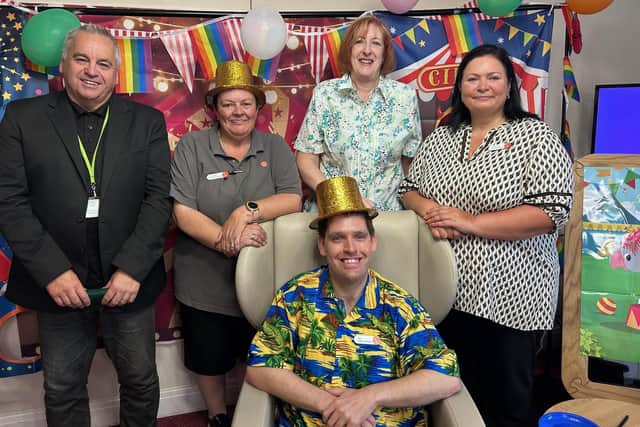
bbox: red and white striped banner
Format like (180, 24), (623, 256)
(222, 18), (246, 62)
(298, 25), (330, 84)
(160, 30), (196, 93)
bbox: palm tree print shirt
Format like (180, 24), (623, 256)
(247, 266), (459, 426)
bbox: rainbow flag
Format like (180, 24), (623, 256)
(563, 56), (580, 102)
(324, 25), (348, 77)
(190, 21), (232, 79)
(443, 14), (483, 57)
(245, 53), (281, 82)
(115, 38), (153, 94)
(23, 59), (59, 76)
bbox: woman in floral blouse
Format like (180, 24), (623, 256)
(294, 15), (421, 211)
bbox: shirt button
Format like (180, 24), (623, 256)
(88, 125), (94, 130)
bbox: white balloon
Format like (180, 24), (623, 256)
(241, 6), (288, 60)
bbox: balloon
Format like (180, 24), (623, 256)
(381, 0), (418, 14)
(240, 6), (287, 60)
(21, 9), (81, 67)
(567, 0), (613, 14)
(477, 0), (522, 17)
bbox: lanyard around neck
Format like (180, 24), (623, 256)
(77, 106), (110, 196)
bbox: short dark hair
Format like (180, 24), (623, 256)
(448, 44), (537, 131)
(317, 212), (375, 239)
(337, 15), (395, 76)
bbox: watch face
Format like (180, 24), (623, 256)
(247, 201), (259, 210)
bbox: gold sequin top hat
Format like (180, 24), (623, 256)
(309, 176), (378, 229)
(205, 60), (266, 108)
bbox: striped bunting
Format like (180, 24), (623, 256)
(299, 25), (329, 83)
(23, 59), (58, 76)
(160, 31), (196, 93)
(115, 38), (153, 94)
(442, 14), (483, 57)
(190, 21), (232, 79)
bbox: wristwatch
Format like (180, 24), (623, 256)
(245, 201), (260, 221)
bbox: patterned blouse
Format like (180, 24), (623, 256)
(295, 74), (421, 211)
(400, 118), (573, 331)
(248, 266), (459, 427)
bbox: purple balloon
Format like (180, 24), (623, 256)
(381, 0), (419, 14)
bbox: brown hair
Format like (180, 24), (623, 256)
(337, 15), (395, 76)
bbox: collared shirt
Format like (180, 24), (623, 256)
(248, 266), (459, 426)
(295, 74), (421, 211)
(170, 127), (301, 316)
(399, 118), (573, 330)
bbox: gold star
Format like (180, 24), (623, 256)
(419, 40), (426, 47)
(13, 82), (22, 91)
(2, 91), (11, 100)
(13, 57), (19, 63)
(13, 22), (22, 31)
(4, 76), (10, 82)
(534, 14), (545, 26)
(7, 12), (16, 21)
(526, 50), (532, 57)
(1, 23), (6, 29)
(21, 72), (30, 81)
(12, 46), (18, 51)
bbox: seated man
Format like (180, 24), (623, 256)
(246, 176), (461, 427)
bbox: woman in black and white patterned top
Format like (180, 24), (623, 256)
(400, 44), (573, 427)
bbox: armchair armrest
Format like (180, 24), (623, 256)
(430, 383), (485, 427)
(231, 380), (276, 427)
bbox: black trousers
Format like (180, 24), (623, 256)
(437, 309), (543, 427)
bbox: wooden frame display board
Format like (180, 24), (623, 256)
(563, 154), (640, 403)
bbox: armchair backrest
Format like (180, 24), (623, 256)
(236, 210), (457, 328)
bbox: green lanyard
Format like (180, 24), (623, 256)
(77, 106), (110, 197)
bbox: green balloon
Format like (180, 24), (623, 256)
(477, 0), (522, 17)
(21, 9), (81, 67)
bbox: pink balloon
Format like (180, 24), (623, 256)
(381, 0), (419, 14)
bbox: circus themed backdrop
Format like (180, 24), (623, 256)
(580, 166), (640, 364)
(0, 5), (555, 377)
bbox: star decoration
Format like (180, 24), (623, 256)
(534, 14), (545, 26)
(21, 72), (30, 81)
(390, 26), (396, 34)
(13, 22), (21, 31)
(274, 107), (283, 118)
(419, 40), (426, 47)
(2, 91), (11, 100)
(526, 50), (532, 57)
(13, 82), (22, 91)
(497, 37), (505, 44)
(6, 13), (16, 22)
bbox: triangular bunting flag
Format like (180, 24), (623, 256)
(508, 26), (519, 40)
(494, 19), (505, 31)
(222, 18), (247, 61)
(160, 31), (196, 93)
(542, 41), (551, 56)
(406, 28), (416, 44)
(299, 25), (330, 83)
(609, 183), (620, 195)
(245, 52), (281, 82)
(393, 35), (404, 50)
(523, 32), (534, 46)
(627, 180), (637, 190)
(418, 19), (430, 34)
(563, 56), (580, 102)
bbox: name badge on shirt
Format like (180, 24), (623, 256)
(85, 197), (100, 218)
(206, 171), (230, 181)
(353, 334), (380, 345)
(488, 141), (513, 151)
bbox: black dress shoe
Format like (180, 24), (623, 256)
(209, 413), (231, 427)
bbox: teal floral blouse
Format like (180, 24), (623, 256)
(295, 74), (421, 211)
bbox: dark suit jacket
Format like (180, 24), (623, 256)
(0, 91), (171, 312)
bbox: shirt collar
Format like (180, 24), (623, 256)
(337, 73), (391, 102)
(319, 266), (378, 310)
(210, 125), (264, 158)
(66, 92), (109, 118)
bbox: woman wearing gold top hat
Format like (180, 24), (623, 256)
(169, 60), (302, 427)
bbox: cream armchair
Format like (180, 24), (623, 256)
(233, 210), (485, 427)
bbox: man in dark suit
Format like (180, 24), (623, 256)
(0, 24), (171, 426)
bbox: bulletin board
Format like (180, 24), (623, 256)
(563, 154), (640, 403)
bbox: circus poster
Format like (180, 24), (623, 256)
(580, 166), (640, 363)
